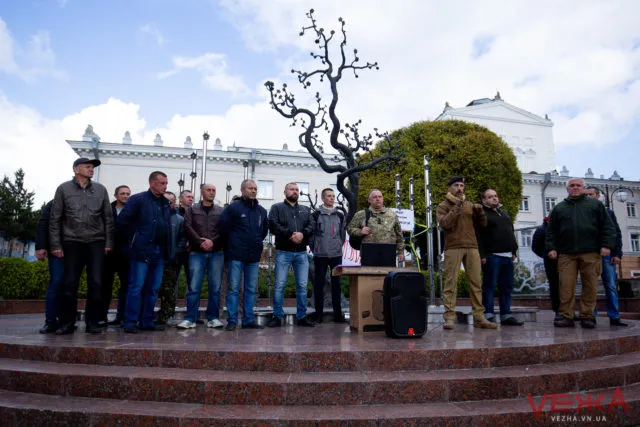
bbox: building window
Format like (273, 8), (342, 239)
(520, 229), (533, 247)
(519, 197), (530, 212)
(296, 182), (309, 196)
(257, 180), (273, 199)
(631, 233), (640, 252)
(545, 197), (557, 215)
(628, 202), (637, 218)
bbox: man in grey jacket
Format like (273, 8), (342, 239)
(49, 158), (114, 335)
(309, 188), (346, 323)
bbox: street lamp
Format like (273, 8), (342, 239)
(604, 185), (634, 210)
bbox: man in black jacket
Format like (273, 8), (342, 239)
(35, 201), (65, 333)
(585, 186), (627, 326)
(546, 178), (616, 329)
(101, 184), (130, 326)
(50, 158), (114, 335)
(267, 183), (315, 327)
(476, 189), (523, 326)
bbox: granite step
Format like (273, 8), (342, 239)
(0, 384), (638, 426)
(1, 352), (638, 405)
(2, 333), (639, 372)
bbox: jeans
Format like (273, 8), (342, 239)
(273, 250), (309, 320)
(313, 256), (343, 317)
(59, 240), (105, 326)
(599, 255), (620, 320)
(44, 256), (65, 325)
(124, 246), (165, 328)
(226, 260), (259, 326)
(481, 255), (514, 319)
(185, 251), (224, 322)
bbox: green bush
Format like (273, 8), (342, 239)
(0, 258), (48, 299)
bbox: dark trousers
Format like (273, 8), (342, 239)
(44, 256), (65, 325)
(313, 256), (343, 317)
(176, 251), (191, 290)
(158, 260), (180, 323)
(59, 240), (105, 326)
(544, 257), (560, 313)
(100, 251), (129, 321)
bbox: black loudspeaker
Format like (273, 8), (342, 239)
(383, 271), (428, 338)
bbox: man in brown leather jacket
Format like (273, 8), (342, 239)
(436, 176), (496, 330)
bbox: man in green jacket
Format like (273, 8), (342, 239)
(546, 178), (616, 329)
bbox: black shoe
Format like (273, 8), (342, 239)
(55, 323), (76, 335)
(224, 323), (237, 331)
(308, 312), (323, 324)
(554, 313), (564, 322)
(97, 320), (108, 328)
(39, 322), (58, 334)
(554, 317), (575, 328)
(333, 313), (346, 323)
(501, 317), (524, 326)
(85, 323), (102, 334)
(139, 324), (165, 332)
(155, 319), (167, 326)
(266, 317), (282, 328)
(580, 319), (596, 329)
(242, 322), (264, 329)
(573, 313), (580, 321)
(296, 317), (315, 327)
(196, 319), (205, 325)
(107, 318), (122, 326)
(610, 318), (628, 327)
(123, 326), (139, 334)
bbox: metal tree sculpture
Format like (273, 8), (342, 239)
(265, 9), (402, 224)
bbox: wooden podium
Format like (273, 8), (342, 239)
(333, 266), (418, 333)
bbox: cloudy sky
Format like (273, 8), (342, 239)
(1, 0), (639, 205)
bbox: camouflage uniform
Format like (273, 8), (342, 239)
(158, 261), (180, 323)
(347, 208), (404, 253)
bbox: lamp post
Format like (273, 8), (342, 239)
(424, 156), (436, 306)
(601, 185), (634, 280)
(225, 182), (232, 205)
(177, 173), (185, 195)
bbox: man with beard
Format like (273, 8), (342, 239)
(475, 189), (523, 326)
(436, 176), (494, 330)
(267, 183), (315, 327)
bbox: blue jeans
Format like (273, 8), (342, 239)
(124, 246), (165, 328)
(273, 250), (309, 320)
(45, 256), (65, 324)
(226, 260), (259, 326)
(598, 255), (620, 320)
(481, 255), (514, 319)
(185, 251), (224, 322)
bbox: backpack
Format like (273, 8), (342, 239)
(349, 208), (371, 250)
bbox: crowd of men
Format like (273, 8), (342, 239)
(34, 157), (627, 335)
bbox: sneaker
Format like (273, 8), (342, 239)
(167, 318), (181, 327)
(97, 320), (108, 328)
(224, 323), (237, 331)
(55, 323), (76, 335)
(139, 324), (166, 331)
(501, 317), (524, 326)
(207, 319), (224, 329)
(554, 317), (575, 327)
(296, 317), (315, 327)
(580, 319), (596, 329)
(443, 319), (455, 330)
(177, 320), (196, 329)
(474, 318), (498, 329)
(266, 317), (282, 328)
(243, 322), (264, 329)
(39, 322), (58, 334)
(610, 318), (628, 327)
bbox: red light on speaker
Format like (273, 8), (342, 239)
(408, 328), (415, 336)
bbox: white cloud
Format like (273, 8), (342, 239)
(158, 53), (253, 98)
(139, 23), (165, 46)
(0, 18), (66, 82)
(216, 0), (640, 153)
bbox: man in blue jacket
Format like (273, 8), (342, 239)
(117, 171), (171, 333)
(219, 179), (268, 331)
(585, 186), (628, 326)
(267, 183), (315, 327)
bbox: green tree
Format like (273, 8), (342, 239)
(0, 169), (39, 241)
(359, 120), (522, 266)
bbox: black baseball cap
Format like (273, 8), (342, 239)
(73, 157), (101, 167)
